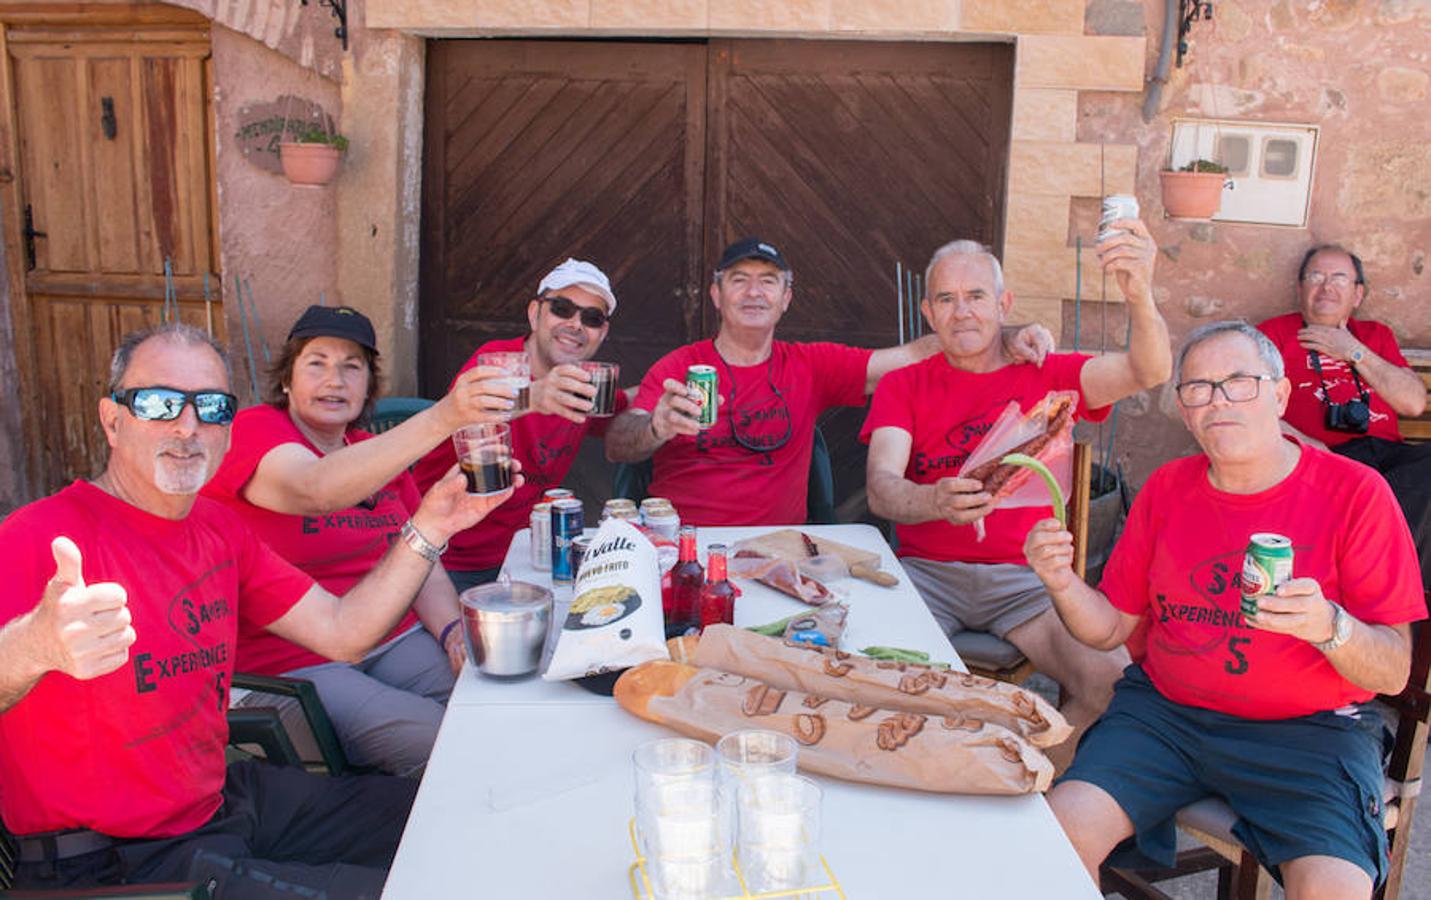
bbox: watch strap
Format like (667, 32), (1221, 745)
(1311, 601), (1351, 653)
(401, 519), (448, 564)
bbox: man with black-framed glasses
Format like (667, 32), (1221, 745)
(412, 258), (630, 590)
(605, 237), (1054, 526)
(0, 323), (517, 896)
(1025, 320), (1423, 897)
(1258, 244), (1430, 588)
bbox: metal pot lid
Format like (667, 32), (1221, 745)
(460, 580), (553, 616)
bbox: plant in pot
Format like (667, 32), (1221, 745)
(1159, 158), (1228, 219)
(278, 126), (349, 188)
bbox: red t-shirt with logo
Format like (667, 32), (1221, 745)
(1101, 442), (1425, 719)
(860, 352), (1108, 565)
(0, 482), (311, 837)
(202, 404), (421, 674)
(1258, 312), (1408, 446)
(634, 340), (873, 526)
(412, 337), (629, 571)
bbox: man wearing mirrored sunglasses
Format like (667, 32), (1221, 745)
(606, 237), (1056, 526)
(1024, 321), (1423, 897)
(1258, 244), (1431, 588)
(0, 323), (517, 896)
(413, 257), (630, 591)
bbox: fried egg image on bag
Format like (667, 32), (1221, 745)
(580, 602), (626, 626)
(566, 585), (641, 630)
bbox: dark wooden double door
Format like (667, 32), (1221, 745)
(421, 38), (1013, 514)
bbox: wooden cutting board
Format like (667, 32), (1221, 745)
(736, 529), (898, 587)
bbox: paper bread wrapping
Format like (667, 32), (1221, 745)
(645, 668), (1054, 794)
(691, 625), (1070, 748)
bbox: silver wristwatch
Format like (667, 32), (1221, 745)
(1311, 601), (1353, 653)
(400, 519), (447, 564)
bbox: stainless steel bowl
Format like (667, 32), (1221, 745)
(459, 580), (553, 678)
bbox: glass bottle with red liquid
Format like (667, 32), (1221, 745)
(667, 525), (704, 638)
(699, 543), (738, 629)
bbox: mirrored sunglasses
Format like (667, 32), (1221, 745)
(541, 294), (609, 328)
(111, 387), (238, 425)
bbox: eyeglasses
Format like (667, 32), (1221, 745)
(541, 294), (609, 329)
(111, 387), (238, 425)
(1175, 374), (1276, 408)
(1303, 272), (1355, 288)
(717, 352), (792, 454)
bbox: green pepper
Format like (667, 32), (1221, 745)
(1001, 452), (1067, 527)
(860, 646), (951, 669)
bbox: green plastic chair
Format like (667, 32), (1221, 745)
(368, 396), (435, 434)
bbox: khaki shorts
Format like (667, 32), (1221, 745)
(901, 557), (1051, 640)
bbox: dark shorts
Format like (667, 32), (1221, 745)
(14, 761), (417, 898)
(1061, 665), (1388, 886)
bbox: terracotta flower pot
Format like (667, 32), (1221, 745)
(1158, 170), (1227, 219)
(279, 142), (343, 187)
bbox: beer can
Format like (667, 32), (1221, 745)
(1098, 194), (1139, 242)
(1240, 533), (1293, 617)
(543, 488), (574, 503)
(641, 501), (681, 541)
(686, 365), (719, 430)
(529, 502), (553, 571)
(640, 497), (671, 516)
(570, 535), (593, 579)
(550, 498), (584, 585)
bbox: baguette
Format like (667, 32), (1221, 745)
(691, 625), (1070, 748)
(615, 662), (1053, 795)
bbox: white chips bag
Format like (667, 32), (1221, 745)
(541, 518), (668, 681)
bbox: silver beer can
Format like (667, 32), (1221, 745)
(530, 502), (552, 571)
(1099, 194), (1139, 242)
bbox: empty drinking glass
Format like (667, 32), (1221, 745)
(737, 773), (822, 894)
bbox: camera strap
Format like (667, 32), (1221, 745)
(1308, 348), (1371, 406)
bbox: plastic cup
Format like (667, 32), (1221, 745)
(478, 351), (531, 414)
(451, 422), (513, 495)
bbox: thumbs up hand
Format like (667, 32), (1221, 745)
(38, 537), (137, 680)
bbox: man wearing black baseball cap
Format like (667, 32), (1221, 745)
(606, 237), (1052, 526)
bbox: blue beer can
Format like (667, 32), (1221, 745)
(550, 498), (584, 585)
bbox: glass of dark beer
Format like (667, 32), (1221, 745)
(579, 361), (621, 417)
(477, 351), (531, 415)
(451, 422), (514, 495)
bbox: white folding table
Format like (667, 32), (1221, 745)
(383, 524), (1098, 899)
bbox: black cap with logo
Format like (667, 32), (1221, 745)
(716, 237), (791, 273)
(286, 305), (379, 354)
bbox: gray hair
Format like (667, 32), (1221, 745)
(712, 267), (793, 289)
(109, 323), (231, 393)
(924, 240), (1005, 296)
(1174, 320), (1284, 384)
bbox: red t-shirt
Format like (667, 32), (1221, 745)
(634, 340), (874, 526)
(860, 352), (1108, 565)
(0, 482), (311, 837)
(412, 336), (629, 571)
(201, 404), (421, 674)
(1258, 312), (1408, 446)
(1101, 442), (1425, 719)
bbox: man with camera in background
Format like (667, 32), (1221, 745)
(1257, 244), (1431, 589)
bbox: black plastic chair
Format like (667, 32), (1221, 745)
(612, 426), (837, 525)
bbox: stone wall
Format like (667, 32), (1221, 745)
(1078, 0), (1431, 481)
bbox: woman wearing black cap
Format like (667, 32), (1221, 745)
(202, 304), (517, 775)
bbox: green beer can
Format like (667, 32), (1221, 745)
(1240, 533), (1293, 617)
(686, 364), (718, 430)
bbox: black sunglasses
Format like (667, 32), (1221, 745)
(718, 353), (792, 454)
(541, 294), (609, 329)
(111, 387), (238, 425)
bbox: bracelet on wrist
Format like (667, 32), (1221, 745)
(438, 618), (462, 648)
(400, 519), (447, 564)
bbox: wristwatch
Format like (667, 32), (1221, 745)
(1312, 601), (1353, 653)
(401, 519), (448, 564)
(1349, 346), (1365, 365)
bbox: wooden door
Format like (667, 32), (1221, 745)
(421, 40), (707, 503)
(419, 38), (1013, 514)
(704, 39), (1014, 512)
(1, 17), (219, 494)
